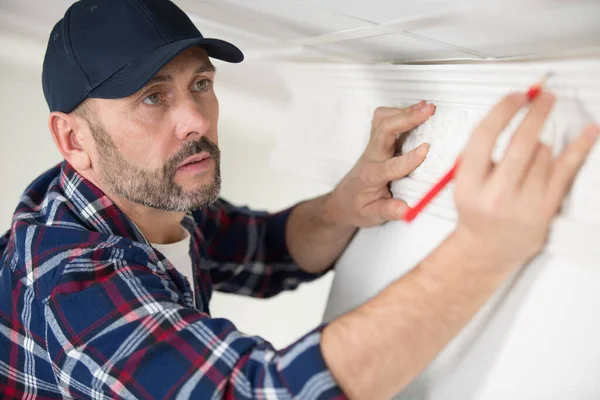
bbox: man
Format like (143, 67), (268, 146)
(0, 0), (597, 398)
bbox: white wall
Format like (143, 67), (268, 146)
(0, 35), (336, 349)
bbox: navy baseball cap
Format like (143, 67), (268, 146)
(42, 0), (244, 113)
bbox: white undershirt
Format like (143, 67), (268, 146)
(151, 228), (195, 301)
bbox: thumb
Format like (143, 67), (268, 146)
(375, 198), (409, 222)
(379, 143), (429, 184)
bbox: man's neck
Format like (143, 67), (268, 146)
(114, 197), (186, 244)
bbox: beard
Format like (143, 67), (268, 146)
(89, 119), (221, 212)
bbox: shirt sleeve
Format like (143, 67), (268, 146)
(193, 199), (332, 298)
(0, 230), (9, 258)
(46, 259), (345, 399)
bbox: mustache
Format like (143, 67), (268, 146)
(165, 137), (220, 174)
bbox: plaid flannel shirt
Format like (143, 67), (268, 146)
(0, 161), (344, 399)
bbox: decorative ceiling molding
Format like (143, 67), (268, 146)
(270, 59), (600, 257)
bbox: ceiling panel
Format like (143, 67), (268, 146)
(197, 0), (371, 40)
(311, 33), (476, 63)
(406, 1), (600, 58)
(176, 1), (304, 42)
(1, 0), (598, 65)
(298, 0), (460, 24)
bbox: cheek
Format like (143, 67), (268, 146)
(209, 93), (219, 143)
(113, 128), (166, 168)
(213, 92), (219, 118)
(94, 102), (171, 170)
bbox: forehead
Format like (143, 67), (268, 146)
(157, 46), (214, 75)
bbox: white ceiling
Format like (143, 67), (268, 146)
(1, 0), (599, 64)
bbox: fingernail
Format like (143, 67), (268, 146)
(421, 104), (432, 113)
(417, 143), (430, 156)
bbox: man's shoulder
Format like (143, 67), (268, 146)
(2, 162), (153, 300)
(5, 221), (155, 300)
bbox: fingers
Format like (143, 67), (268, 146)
(410, 100), (427, 111)
(545, 124), (599, 217)
(373, 101), (426, 119)
(460, 93), (528, 185)
(491, 92), (556, 188)
(367, 101), (435, 161)
(519, 143), (552, 203)
(378, 104), (434, 138)
(373, 143), (429, 184)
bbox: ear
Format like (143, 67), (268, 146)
(48, 111), (92, 170)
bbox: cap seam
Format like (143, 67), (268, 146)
(130, 0), (170, 43)
(63, 6), (92, 87)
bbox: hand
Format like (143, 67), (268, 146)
(327, 101), (436, 228)
(453, 92), (598, 273)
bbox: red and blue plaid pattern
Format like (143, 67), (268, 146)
(0, 162), (344, 399)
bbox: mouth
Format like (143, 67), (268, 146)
(176, 153), (212, 174)
(178, 153), (211, 168)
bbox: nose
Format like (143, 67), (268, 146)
(172, 95), (212, 141)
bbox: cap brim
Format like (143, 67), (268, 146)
(89, 37), (243, 99)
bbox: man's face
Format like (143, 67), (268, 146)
(81, 47), (221, 212)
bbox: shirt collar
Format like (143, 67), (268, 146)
(58, 161), (148, 243)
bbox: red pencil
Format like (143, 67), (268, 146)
(402, 73), (552, 223)
(525, 72), (553, 101)
(403, 160), (460, 222)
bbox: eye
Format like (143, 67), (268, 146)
(192, 79), (211, 92)
(142, 92), (162, 105)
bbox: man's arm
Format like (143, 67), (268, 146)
(194, 200), (332, 298)
(321, 232), (514, 399)
(318, 92), (598, 399)
(285, 194), (356, 274)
